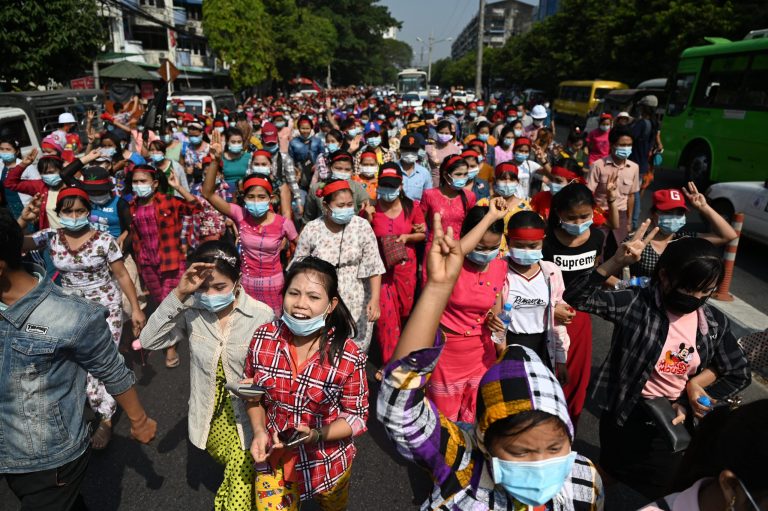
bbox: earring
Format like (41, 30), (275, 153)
(727, 496), (736, 511)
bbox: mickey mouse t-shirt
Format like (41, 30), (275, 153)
(642, 311), (701, 400)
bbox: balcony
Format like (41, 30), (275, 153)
(176, 49), (192, 67)
(173, 7), (187, 26)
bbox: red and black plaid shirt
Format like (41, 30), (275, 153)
(244, 321), (369, 500)
(129, 193), (200, 273)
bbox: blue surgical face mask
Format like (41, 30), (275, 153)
(251, 165), (271, 177)
(189, 135), (203, 145)
(245, 200), (270, 217)
(265, 144), (279, 154)
(449, 175), (468, 190)
(514, 152), (529, 164)
(477, 106), (485, 113)
(215, 127), (225, 134)
(614, 146), (632, 159)
(347, 128), (361, 138)
(467, 248), (499, 265)
(467, 167), (480, 180)
(274, 121), (286, 129)
(150, 153), (164, 163)
(281, 308), (328, 337)
(492, 452), (577, 507)
(331, 171), (351, 181)
(162, 134), (173, 143)
(0, 152), (16, 163)
(329, 206), (355, 224)
(401, 152), (418, 164)
(658, 214), (686, 234)
(477, 133), (489, 142)
(494, 182), (517, 197)
(60, 215), (90, 231)
(560, 218), (593, 236)
(228, 143), (243, 153)
(509, 247), (543, 266)
(100, 147), (116, 158)
(366, 136), (381, 148)
(456, 110), (465, 117)
(501, 138), (513, 147)
(549, 182), (564, 194)
(513, 128), (524, 137)
(196, 290), (235, 312)
(134, 184), (154, 198)
(325, 143), (340, 153)
(42, 173), (62, 186)
(377, 186), (400, 202)
(506, 116), (517, 123)
(600, 124), (611, 132)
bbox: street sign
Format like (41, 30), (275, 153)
(70, 76), (95, 89)
(159, 59), (180, 83)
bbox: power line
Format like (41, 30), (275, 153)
(100, 0), (206, 41)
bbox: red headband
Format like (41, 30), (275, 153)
(331, 153), (353, 164)
(551, 166), (580, 182)
(316, 180), (351, 198)
(253, 150), (273, 161)
(442, 154), (464, 172)
(507, 227), (545, 240)
(495, 162), (519, 179)
(56, 187), (90, 205)
(82, 178), (112, 186)
(514, 137), (531, 149)
(242, 176), (273, 195)
(360, 151), (377, 161)
(40, 154), (64, 162)
(460, 149), (479, 160)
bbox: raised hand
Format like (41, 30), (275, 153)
(427, 213), (463, 288)
(21, 148), (38, 166)
(683, 181), (707, 210)
(175, 262), (215, 298)
(167, 168), (181, 189)
(606, 172), (619, 202)
(613, 219), (659, 266)
(489, 196), (509, 219)
(20, 193), (43, 225)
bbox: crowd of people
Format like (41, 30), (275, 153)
(0, 88), (763, 511)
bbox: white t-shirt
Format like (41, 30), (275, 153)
(516, 160), (542, 199)
(506, 267), (549, 334)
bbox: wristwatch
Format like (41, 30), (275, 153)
(314, 428), (324, 443)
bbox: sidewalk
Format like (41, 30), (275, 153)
(710, 294), (768, 400)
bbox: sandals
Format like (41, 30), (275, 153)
(91, 420), (112, 450)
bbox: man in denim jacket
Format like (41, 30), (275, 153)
(0, 209), (156, 510)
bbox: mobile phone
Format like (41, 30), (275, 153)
(225, 382), (268, 399)
(277, 428), (309, 447)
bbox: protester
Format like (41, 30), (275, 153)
(219, 127), (252, 191)
(139, 241), (274, 511)
(476, 162), (531, 252)
(245, 256), (368, 509)
(587, 113), (613, 166)
(425, 120), (461, 186)
(304, 151), (369, 223)
(397, 133), (432, 202)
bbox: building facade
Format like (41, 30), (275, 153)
(450, 0), (535, 60)
(536, 0), (560, 21)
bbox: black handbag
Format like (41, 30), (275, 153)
(641, 397), (692, 453)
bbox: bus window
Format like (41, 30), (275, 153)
(694, 55), (749, 108)
(744, 52), (768, 110)
(0, 117), (33, 148)
(594, 88), (613, 100)
(666, 73), (696, 116)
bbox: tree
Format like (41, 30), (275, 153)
(0, 0), (107, 88)
(374, 39), (414, 84)
(203, 0), (275, 89)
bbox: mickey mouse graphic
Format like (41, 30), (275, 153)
(673, 343), (696, 364)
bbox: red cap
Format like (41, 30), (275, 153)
(56, 186), (90, 205)
(514, 137), (531, 149)
(261, 122), (278, 144)
(495, 162), (519, 179)
(653, 189), (688, 211)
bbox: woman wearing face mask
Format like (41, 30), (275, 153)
(128, 164), (200, 368)
(0, 136), (40, 219)
(304, 151), (369, 223)
(643, 400), (768, 511)
(426, 120), (461, 187)
(293, 180), (385, 353)
(426, 201), (509, 421)
(244, 256), (368, 511)
(203, 161), (297, 316)
(420, 154), (477, 283)
(627, 183), (737, 279)
(564, 226), (750, 500)
(139, 241), (274, 511)
(146, 140), (190, 196)
(219, 127), (252, 191)
(362, 163), (425, 375)
(510, 137), (545, 199)
(494, 125), (517, 165)
(476, 162), (530, 254)
(78, 166), (132, 248)
(378, 213), (604, 510)
(352, 150), (379, 200)
(310, 129), (343, 186)
(541, 183), (608, 426)
(460, 148), (490, 200)
(5, 147), (101, 230)
(160, 124), (184, 163)
(26, 187), (145, 449)
(587, 113), (613, 166)
(354, 122), (392, 174)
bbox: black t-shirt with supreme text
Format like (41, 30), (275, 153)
(543, 227), (606, 289)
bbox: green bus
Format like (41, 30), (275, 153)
(663, 31), (768, 188)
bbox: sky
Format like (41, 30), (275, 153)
(380, 0), (539, 65)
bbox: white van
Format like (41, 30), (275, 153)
(0, 107), (41, 158)
(170, 89), (237, 117)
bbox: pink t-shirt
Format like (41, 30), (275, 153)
(229, 205), (298, 277)
(494, 144), (515, 165)
(420, 188), (476, 243)
(642, 311), (701, 400)
(441, 259), (507, 336)
(586, 128), (610, 165)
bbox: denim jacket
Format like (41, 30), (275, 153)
(0, 265), (135, 473)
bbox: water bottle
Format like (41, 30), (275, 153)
(492, 303), (513, 344)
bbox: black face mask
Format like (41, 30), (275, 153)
(663, 289), (710, 315)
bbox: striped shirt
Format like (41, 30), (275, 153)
(563, 269), (751, 425)
(377, 337), (604, 510)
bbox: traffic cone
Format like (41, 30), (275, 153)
(713, 212), (744, 302)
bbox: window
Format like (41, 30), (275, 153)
(131, 25), (168, 51)
(139, 0), (165, 7)
(743, 51), (768, 110)
(0, 117), (32, 148)
(666, 73), (696, 116)
(694, 55), (749, 108)
(594, 88), (612, 100)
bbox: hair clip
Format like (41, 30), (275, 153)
(212, 250), (237, 267)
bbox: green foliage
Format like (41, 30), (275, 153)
(203, 0), (275, 90)
(0, 0), (107, 88)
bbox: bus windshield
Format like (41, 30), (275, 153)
(398, 73), (426, 93)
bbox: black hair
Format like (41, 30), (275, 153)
(225, 127), (244, 141)
(567, 129), (584, 145)
(148, 139), (166, 153)
(123, 164), (170, 196)
(485, 410), (571, 451)
(653, 237), (724, 292)
(460, 205), (504, 237)
(38, 156), (64, 176)
(558, 157), (582, 174)
(54, 195), (92, 215)
(547, 183), (595, 233)
(508, 210), (546, 232)
(499, 125), (515, 141)
(0, 208), (24, 268)
(321, 178), (354, 204)
(340, 118), (356, 131)
(100, 132), (121, 149)
(673, 399), (768, 495)
(436, 120), (453, 133)
(476, 121), (491, 132)
(189, 240), (241, 283)
(283, 256), (357, 365)
(0, 136), (21, 154)
(609, 126), (633, 145)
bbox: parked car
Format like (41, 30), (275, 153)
(429, 85), (441, 98)
(170, 89), (237, 117)
(707, 181), (768, 245)
(0, 107), (40, 158)
(401, 93), (423, 113)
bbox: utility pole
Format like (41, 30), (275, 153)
(475, 0), (485, 99)
(427, 32), (434, 85)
